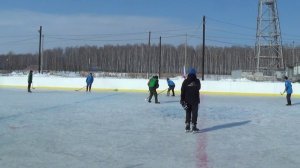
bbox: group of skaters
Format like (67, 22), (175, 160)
(146, 76), (176, 104)
(27, 68), (294, 132)
(147, 68), (201, 132)
(27, 71), (94, 93)
(146, 69), (294, 132)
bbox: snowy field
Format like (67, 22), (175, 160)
(1, 74), (300, 95)
(0, 88), (300, 168)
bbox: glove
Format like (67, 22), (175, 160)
(180, 100), (189, 110)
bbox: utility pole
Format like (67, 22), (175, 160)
(41, 34), (44, 73)
(184, 33), (187, 77)
(292, 41), (295, 65)
(38, 26), (42, 73)
(159, 36), (161, 78)
(202, 16), (206, 81)
(141, 45), (144, 73)
(147, 31), (151, 79)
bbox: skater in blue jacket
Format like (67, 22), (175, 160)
(86, 73), (94, 92)
(281, 76), (293, 105)
(166, 78), (175, 96)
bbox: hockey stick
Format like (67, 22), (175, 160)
(31, 83), (35, 89)
(158, 88), (168, 95)
(145, 88), (168, 101)
(75, 86), (86, 91)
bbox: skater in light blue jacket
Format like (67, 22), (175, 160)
(281, 76), (293, 106)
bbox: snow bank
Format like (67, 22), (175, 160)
(0, 74), (299, 95)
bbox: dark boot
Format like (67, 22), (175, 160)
(154, 96), (159, 104)
(154, 93), (159, 104)
(28, 83), (31, 92)
(192, 124), (200, 133)
(185, 123), (190, 132)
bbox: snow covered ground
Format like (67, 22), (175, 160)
(1, 73), (300, 95)
(0, 88), (299, 168)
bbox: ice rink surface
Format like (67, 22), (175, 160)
(0, 88), (300, 168)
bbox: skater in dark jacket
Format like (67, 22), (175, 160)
(281, 76), (293, 105)
(27, 70), (33, 93)
(180, 68), (201, 132)
(147, 75), (160, 104)
(166, 78), (175, 96)
(86, 73), (94, 92)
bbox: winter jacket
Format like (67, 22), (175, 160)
(86, 74), (94, 84)
(285, 80), (293, 94)
(148, 77), (159, 89)
(28, 72), (33, 83)
(167, 79), (175, 87)
(180, 74), (201, 105)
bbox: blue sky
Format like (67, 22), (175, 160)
(0, 0), (299, 54)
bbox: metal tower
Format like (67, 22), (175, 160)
(255, 0), (284, 74)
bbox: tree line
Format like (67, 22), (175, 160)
(0, 44), (299, 76)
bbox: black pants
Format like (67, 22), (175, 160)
(86, 84), (92, 92)
(28, 82), (32, 92)
(286, 93), (292, 105)
(167, 86), (175, 96)
(185, 104), (198, 125)
(148, 87), (158, 102)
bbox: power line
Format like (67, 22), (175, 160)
(207, 35), (256, 41)
(151, 25), (201, 34)
(206, 38), (253, 46)
(46, 31), (148, 38)
(46, 36), (148, 42)
(0, 37), (37, 45)
(206, 16), (256, 31)
(0, 34), (36, 38)
(45, 25), (201, 38)
(206, 26), (254, 38)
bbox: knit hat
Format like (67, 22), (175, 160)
(188, 68), (196, 75)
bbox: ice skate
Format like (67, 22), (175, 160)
(192, 125), (200, 133)
(185, 124), (191, 133)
